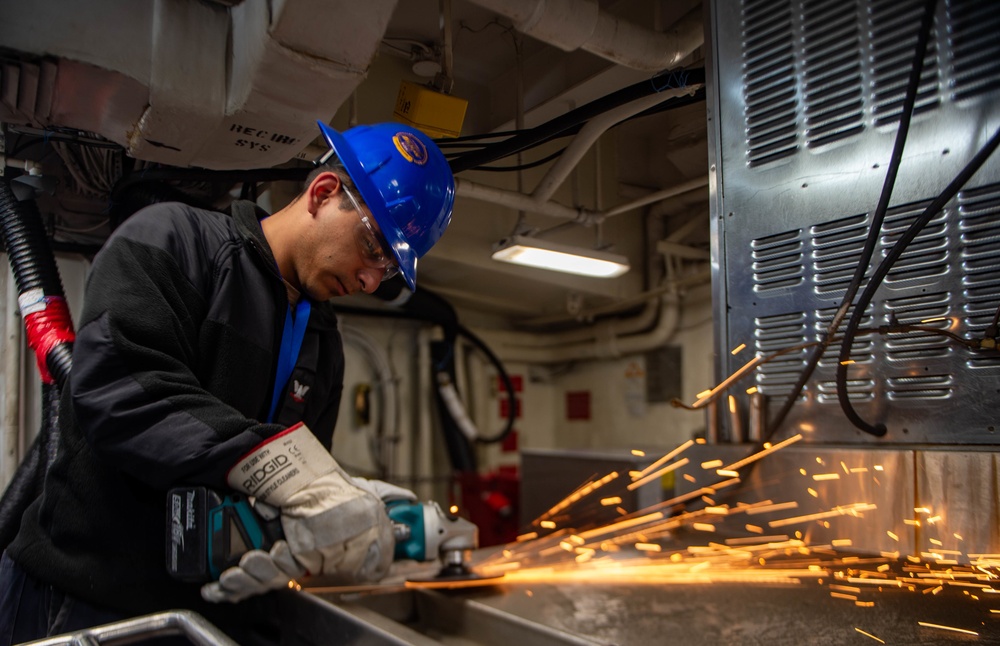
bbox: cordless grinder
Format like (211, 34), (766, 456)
(166, 487), (489, 584)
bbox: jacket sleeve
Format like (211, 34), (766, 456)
(70, 205), (281, 490)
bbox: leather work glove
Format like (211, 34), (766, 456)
(351, 477), (417, 504)
(201, 540), (305, 604)
(227, 423), (395, 584)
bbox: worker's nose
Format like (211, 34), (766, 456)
(357, 266), (384, 294)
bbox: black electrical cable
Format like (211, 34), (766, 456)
(470, 146), (567, 172)
(836, 123), (1000, 435)
(453, 86), (706, 173)
(764, 0), (937, 438)
(457, 324), (516, 444)
(448, 67), (705, 174)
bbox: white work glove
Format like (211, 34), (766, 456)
(351, 477), (417, 504)
(200, 540), (305, 604)
(227, 423), (394, 584)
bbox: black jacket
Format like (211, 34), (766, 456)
(9, 201), (344, 618)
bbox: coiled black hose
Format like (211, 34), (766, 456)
(0, 180), (75, 551)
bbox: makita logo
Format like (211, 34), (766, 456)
(242, 454), (291, 491)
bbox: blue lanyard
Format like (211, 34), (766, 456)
(268, 298), (312, 423)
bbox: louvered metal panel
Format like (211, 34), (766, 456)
(708, 0), (1000, 444)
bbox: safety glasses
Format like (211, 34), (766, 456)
(342, 183), (399, 282)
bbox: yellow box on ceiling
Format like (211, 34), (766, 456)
(393, 81), (467, 139)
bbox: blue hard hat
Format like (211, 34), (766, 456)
(316, 121), (455, 291)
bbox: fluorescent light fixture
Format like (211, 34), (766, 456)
(491, 235), (630, 278)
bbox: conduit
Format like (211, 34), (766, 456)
(341, 325), (400, 481)
(456, 174), (707, 226)
(2, 269), (21, 492)
(478, 291), (681, 364)
(466, 0), (703, 72)
(531, 86), (699, 203)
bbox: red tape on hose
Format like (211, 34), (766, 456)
(22, 296), (75, 384)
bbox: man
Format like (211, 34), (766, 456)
(0, 122), (455, 643)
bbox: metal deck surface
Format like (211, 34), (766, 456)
(289, 573), (1000, 645)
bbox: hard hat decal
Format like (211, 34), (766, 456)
(393, 132), (428, 166)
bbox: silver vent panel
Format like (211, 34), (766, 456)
(709, 0), (1000, 444)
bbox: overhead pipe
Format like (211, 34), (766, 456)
(478, 292), (681, 364)
(465, 0), (704, 72)
(531, 85), (698, 203)
(456, 172), (707, 227)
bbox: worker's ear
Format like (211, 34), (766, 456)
(305, 172), (342, 216)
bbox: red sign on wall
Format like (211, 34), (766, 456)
(566, 391), (591, 420)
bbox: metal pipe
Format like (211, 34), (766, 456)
(465, 0), (704, 72)
(532, 88), (695, 204)
(2, 265), (21, 491)
(480, 292), (681, 363)
(604, 176), (708, 218)
(748, 392), (766, 443)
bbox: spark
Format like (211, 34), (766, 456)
(746, 386), (758, 395)
(537, 471), (620, 522)
(841, 461), (850, 475)
(693, 523), (716, 532)
(717, 469), (739, 477)
(874, 465), (884, 471)
(730, 343), (746, 355)
(855, 601), (875, 608)
(927, 516), (942, 524)
(683, 474), (696, 482)
(517, 531), (538, 542)
(854, 628), (884, 643)
(540, 520), (556, 529)
(832, 539), (853, 547)
(917, 622), (977, 636)
(807, 488), (818, 497)
(831, 592), (858, 601)
(696, 389), (713, 399)
(631, 449), (645, 457)
(840, 359), (855, 365)
(768, 503), (876, 528)
(914, 507), (931, 514)
(746, 524), (763, 534)
(722, 434), (803, 471)
(627, 458), (690, 491)
(746, 501), (800, 516)
(903, 519), (920, 526)
(701, 459), (724, 469)
(636, 543), (661, 552)
(812, 473), (840, 481)
(887, 531), (899, 542)
(601, 497), (622, 506)
(799, 468), (807, 476)
(929, 538), (942, 546)
(850, 467), (869, 473)
(449, 505), (459, 514)
(725, 535), (788, 545)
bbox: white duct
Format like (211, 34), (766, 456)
(465, 0), (704, 72)
(477, 292), (681, 363)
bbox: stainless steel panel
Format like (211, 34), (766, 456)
(707, 0), (1000, 443)
(674, 444), (917, 557)
(915, 449), (1000, 554)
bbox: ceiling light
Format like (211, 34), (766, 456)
(491, 235), (630, 278)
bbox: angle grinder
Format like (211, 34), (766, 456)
(165, 487), (501, 585)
